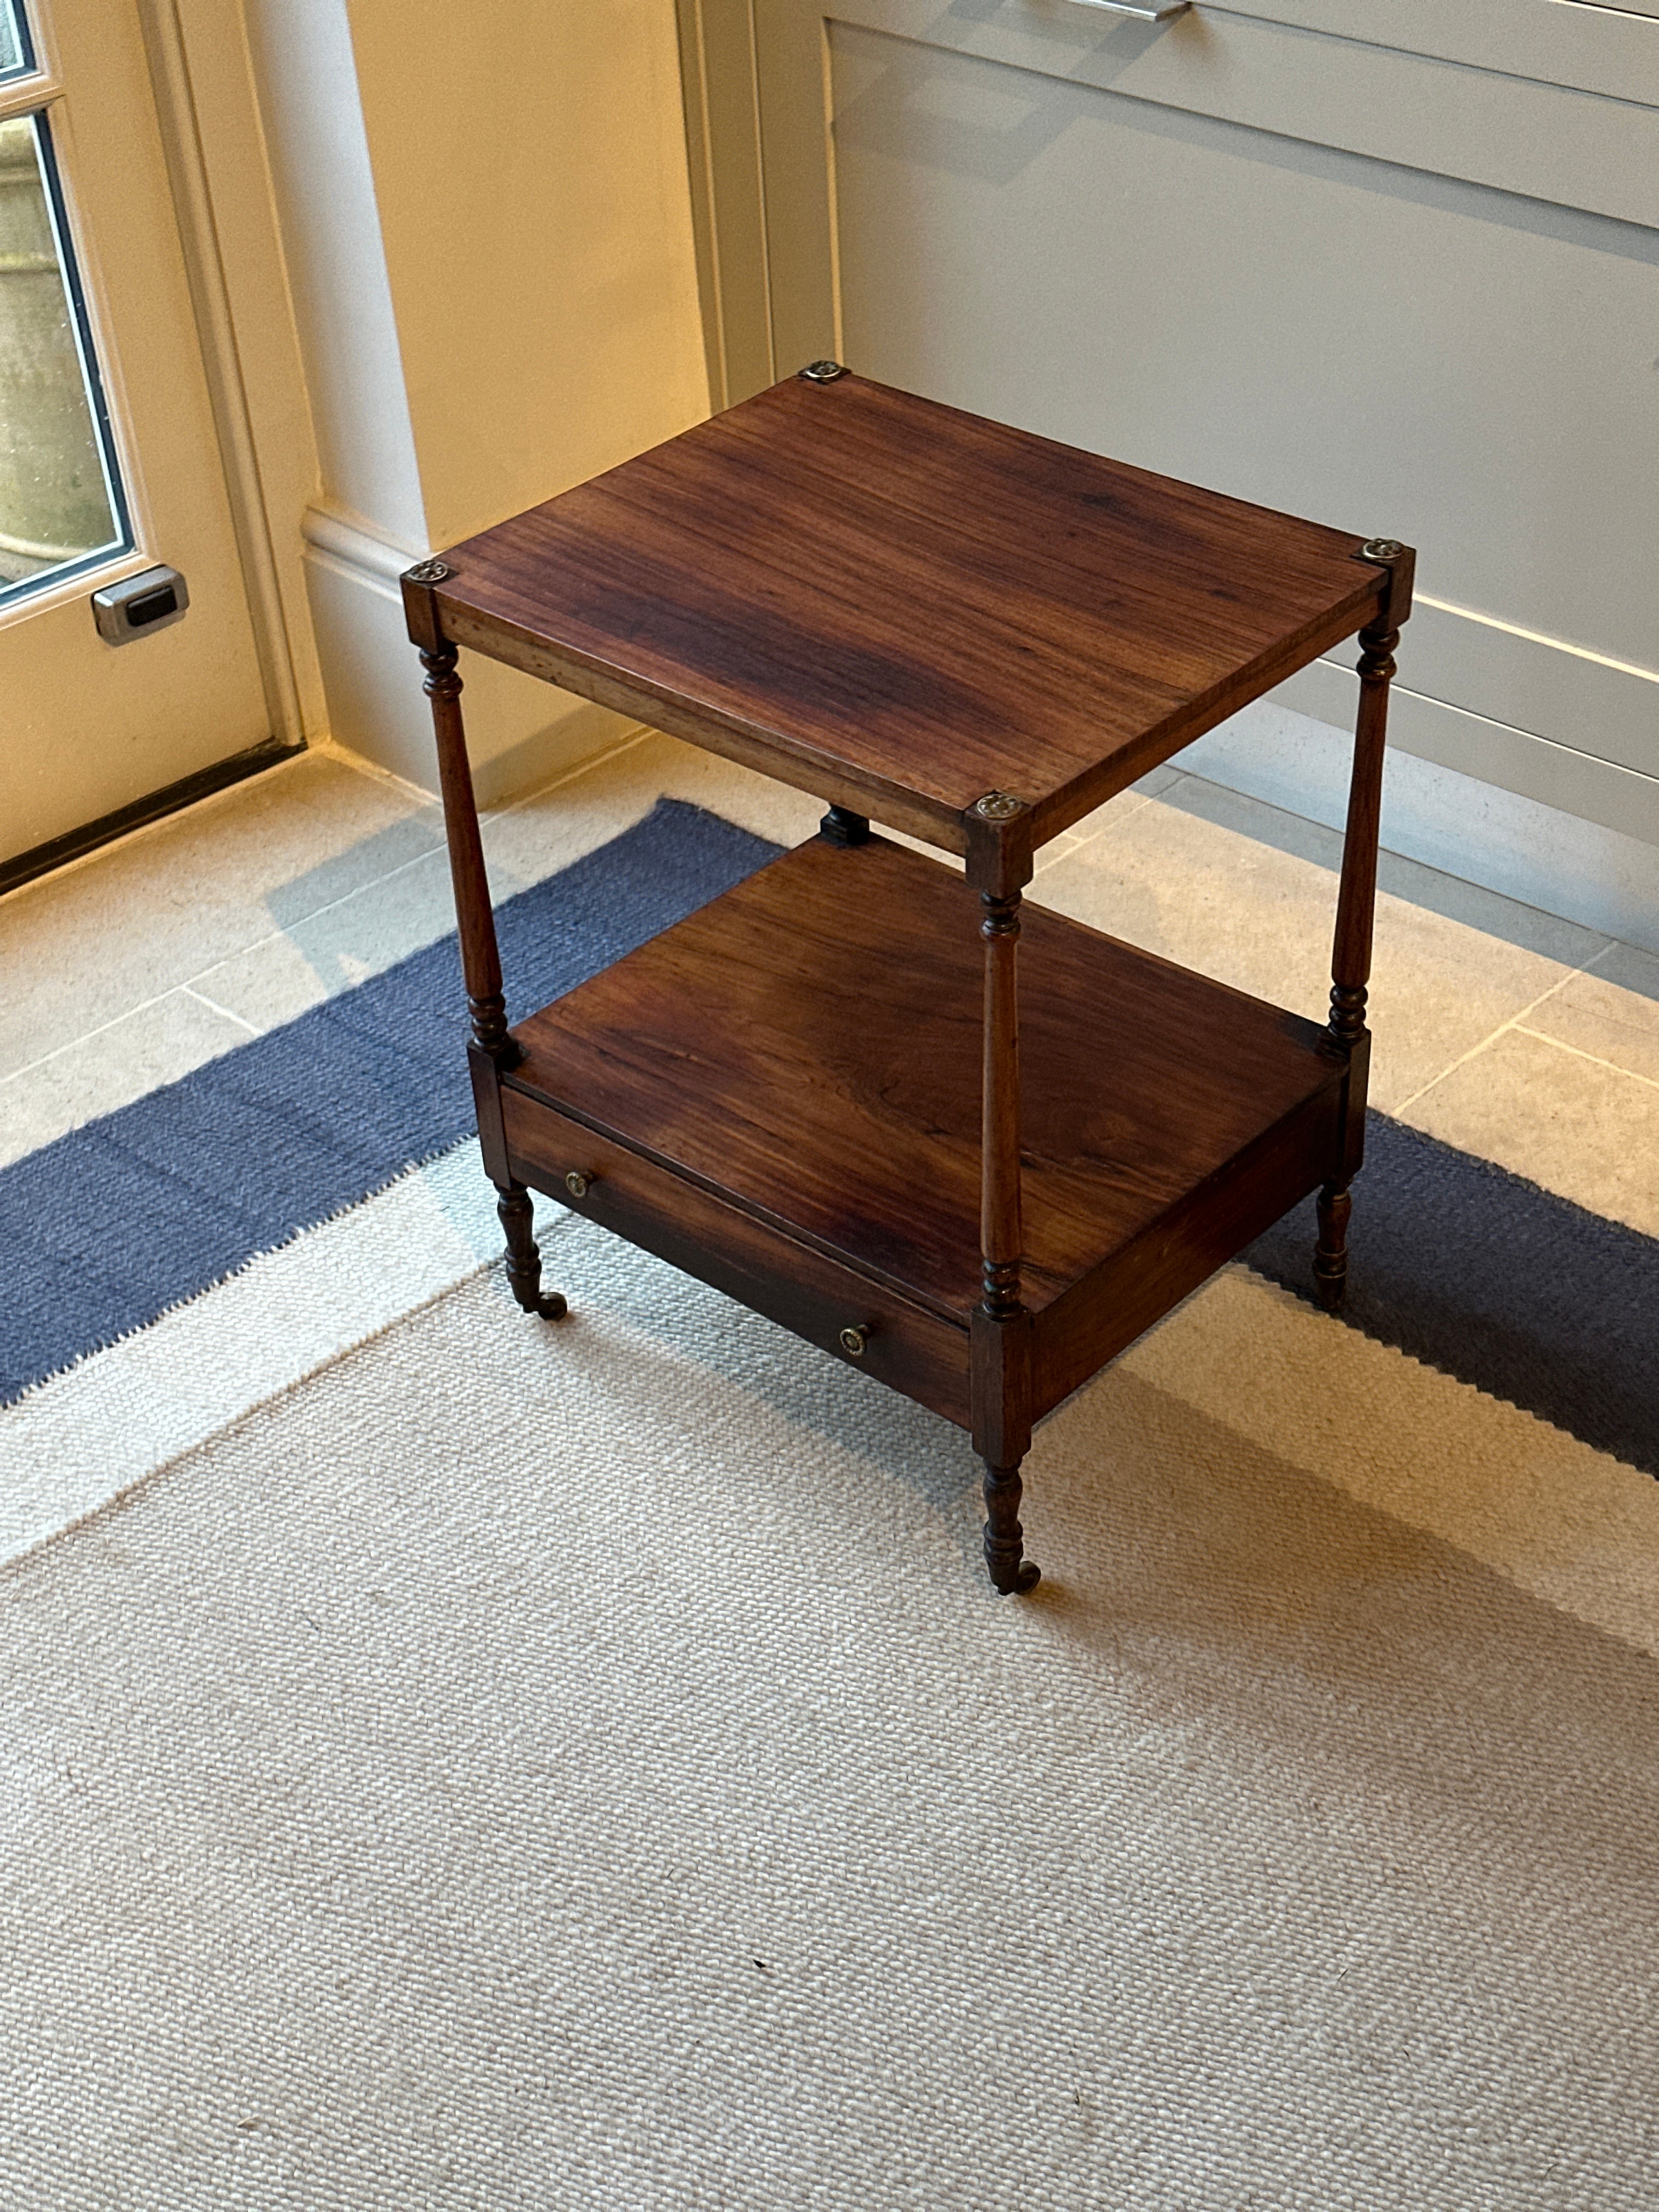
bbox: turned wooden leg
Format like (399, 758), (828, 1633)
(1317, 546), (1412, 1322)
(496, 1182), (567, 1320)
(819, 803), (871, 846)
(1313, 1180), (1352, 1312)
(967, 793), (1040, 1599)
(982, 1460), (1040, 1595)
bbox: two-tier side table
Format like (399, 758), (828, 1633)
(401, 367), (1413, 1597)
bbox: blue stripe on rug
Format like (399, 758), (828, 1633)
(1, 800), (781, 1404)
(4, 794), (1657, 1481)
(1244, 1117), (1659, 1477)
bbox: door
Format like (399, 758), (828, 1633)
(685, 0), (1659, 846)
(1, 0), (273, 881)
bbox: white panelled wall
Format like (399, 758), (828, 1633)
(678, 0), (1659, 947)
(159, 0), (1656, 942)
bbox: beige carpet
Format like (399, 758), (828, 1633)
(5, 1221), (1656, 2209)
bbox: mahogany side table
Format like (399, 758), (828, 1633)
(402, 368), (1413, 1596)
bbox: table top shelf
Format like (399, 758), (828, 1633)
(504, 832), (1347, 1327)
(425, 373), (1387, 856)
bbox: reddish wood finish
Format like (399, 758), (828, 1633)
(1030, 1084), (1345, 1414)
(972, 1306), (1034, 1465)
(401, 373), (1412, 1598)
(982, 1463), (1040, 1598)
(502, 1087), (972, 1427)
(979, 885), (1024, 1323)
(496, 1181), (567, 1320)
(1313, 590), (1404, 1310)
(504, 833), (1346, 1330)
(974, 853), (1037, 1565)
(1313, 1181), (1354, 1313)
(419, 374), (1386, 853)
(1330, 616), (1400, 1047)
(419, 645), (514, 1063)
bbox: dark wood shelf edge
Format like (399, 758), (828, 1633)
(500, 1070), (971, 1328)
(499, 1065), (1347, 1437)
(439, 602), (973, 855)
(502, 828), (1355, 1333)
(1026, 589), (1383, 847)
(437, 579), (1383, 863)
(502, 1086), (974, 1428)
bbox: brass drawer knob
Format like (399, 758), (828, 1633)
(838, 1324), (870, 1357)
(565, 1170), (592, 1199)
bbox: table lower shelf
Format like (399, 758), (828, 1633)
(499, 830), (1350, 1429)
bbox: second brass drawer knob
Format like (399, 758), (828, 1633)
(565, 1170), (592, 1199)
(839, 1324), (870, 1357)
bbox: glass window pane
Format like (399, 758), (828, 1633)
(0, 111), (129, 603)
(0, 1), (31, 82)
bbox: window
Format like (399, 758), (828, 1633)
(0, 19), (131, 606)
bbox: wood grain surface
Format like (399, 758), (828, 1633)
(504, 833), (1347, 1324)
(503, 1091), (974, 1429)
(425, 374), (1385, 850)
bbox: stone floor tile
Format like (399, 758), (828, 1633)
(1161, 774), (1614, 969)
(0, 990), (255, 1167)
(1031, 797), (1587, 1113)
(1522, 943), (1659, 1088)
(188, 847), (464, 1032)
(1401, 1025), (1659, 1237)
(1044, 790), (1158, 860)
(200, 733), (841, 1032)
(0, 753), (442, 1079)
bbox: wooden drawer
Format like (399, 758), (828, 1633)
(501, 1087), (972, 1428)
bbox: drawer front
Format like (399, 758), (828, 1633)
(503, 1089), (972, 1427)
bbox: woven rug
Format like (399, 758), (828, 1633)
(4, 800), (1656, 1475)
(7, 797), (1659, 2205)
(0, 799), (776, 1405)
(4, 1233), (1656, 2210)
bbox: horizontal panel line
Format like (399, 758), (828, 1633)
(1555, 0), (1659, 23)
(1198, 1), (1659, 114)
(1415, 594), (1659, 687)
(827, 5), (1659, 232)
(1315, 657), (1659, 787)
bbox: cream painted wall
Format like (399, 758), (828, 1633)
(350, 0), (709, 549)
(242, 0), (710, 799)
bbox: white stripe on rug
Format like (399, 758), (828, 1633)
(4, 1252), (1655, 2209)
(7, 1154), (1659, 1663)
(0, 1139), (498, 1558)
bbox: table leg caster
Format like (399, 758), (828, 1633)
(983, 1462), (1041, 1594)
(496, 1183), (568, 1321)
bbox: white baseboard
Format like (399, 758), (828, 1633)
(1184, 695), (1659, 954)
(1275, 656), (1659, 851)
(298, 503), (630, 805)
